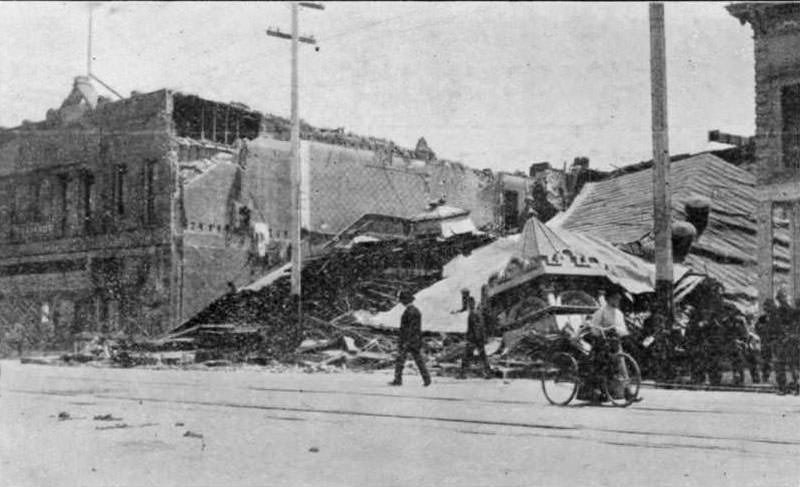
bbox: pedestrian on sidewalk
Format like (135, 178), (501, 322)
(390, 291), (431, 387)
(458, 296), (492, 379)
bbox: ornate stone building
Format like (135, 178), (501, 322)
(729, 2), (800, 305)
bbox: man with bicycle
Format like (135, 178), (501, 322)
(581, 287), (640, 402)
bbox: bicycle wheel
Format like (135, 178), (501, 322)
(541, 352), (579, 406)
(602, 352), (641, 407)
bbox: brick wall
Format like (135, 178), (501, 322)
(242, 137), (503, 238)
(750, 14), (800, 185)
(0, 90), (176, 340)
(305, 141), (498, 235)
(179, 233), (267, 323)
(733, 3), (800, 306)
(183, 161), (240, 232)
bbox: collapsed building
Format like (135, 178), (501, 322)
(550, 152), (771, 312)
(0, 77), (539, 345)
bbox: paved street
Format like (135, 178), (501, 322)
(2, 360), (800, 487)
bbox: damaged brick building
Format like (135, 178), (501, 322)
(0, 77), (535, 345)
(729, 2), (800, 306)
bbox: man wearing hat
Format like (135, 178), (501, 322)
(585, 286), (640, 402)
(390, 291), (431, 387)
(458, 296), (492, 379)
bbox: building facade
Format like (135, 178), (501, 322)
(0, 77), (533, 345)
(729, 3), (800, 306)
(0, 77), (269, 345)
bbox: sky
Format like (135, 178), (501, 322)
(0, 2), (756, 172)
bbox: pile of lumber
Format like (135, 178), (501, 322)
(132, 232), (495, 365)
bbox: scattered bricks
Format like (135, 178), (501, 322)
(93, 414), (122, 421)
(95, 423), (130, 431)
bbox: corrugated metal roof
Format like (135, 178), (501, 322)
(552, 153), (774, 302)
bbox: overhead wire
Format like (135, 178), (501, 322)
(318, 3), (495, 49)
(88, 3), (493, 99)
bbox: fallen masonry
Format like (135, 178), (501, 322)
(54, 231), (496, 373)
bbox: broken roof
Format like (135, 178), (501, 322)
(550, 152), (779, 302)
(363, 219), (703, 334)
(409, 205), (469, 222)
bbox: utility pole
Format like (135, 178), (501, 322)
(267, 2), (322, 303)
(290, 2), (301, 300)
(87, 6), (93, 75)
(649, 2), (674, 323)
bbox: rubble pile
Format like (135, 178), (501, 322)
(102, 233), (496, 368)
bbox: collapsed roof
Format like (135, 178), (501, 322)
(550, 152), (782, 307)
(363, 218), (703, 334)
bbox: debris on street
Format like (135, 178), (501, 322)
(93, 414), (122, 422)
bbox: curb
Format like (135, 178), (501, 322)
(643, 381), (789, 394)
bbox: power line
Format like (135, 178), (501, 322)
(318, 3), (495, 49)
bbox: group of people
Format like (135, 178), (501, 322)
(389, 288), (493, 387)
(755, 288), (800, 394)
(389, 285), (635, 391)
(636, 286), (800, 394)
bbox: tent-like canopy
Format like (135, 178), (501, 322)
(360, 217), (704, 334)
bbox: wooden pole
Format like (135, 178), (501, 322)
(290, 1), (302, 298)
(87, 8), (93, 76)
(649, 3), (673, 321)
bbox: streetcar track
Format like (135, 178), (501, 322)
(35, 374), (757, 416)
(9, 387), (800, 449)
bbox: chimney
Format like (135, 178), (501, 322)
(74, 76), (98, 109)
(529, 162), (551, 178)
(571, 157), (590, 171)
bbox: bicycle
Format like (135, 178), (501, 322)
(540, 326), (641, 407)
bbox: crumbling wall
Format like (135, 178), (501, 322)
(179, 235), (262, 323)
(182, 160), (240, 232)
(242, 138), (292, 243)
(305, 142), (498, 235)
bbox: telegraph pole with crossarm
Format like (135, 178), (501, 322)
(267, 2), (323, 303)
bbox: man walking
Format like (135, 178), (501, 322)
(458, 296), (492, 379)
(390, 291), (431, 387)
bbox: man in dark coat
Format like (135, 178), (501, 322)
(458, 297), (492, 379)
(390, 291), (431, 387)
(774, 297), (799, 394)
(768, 290), (793, 393)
